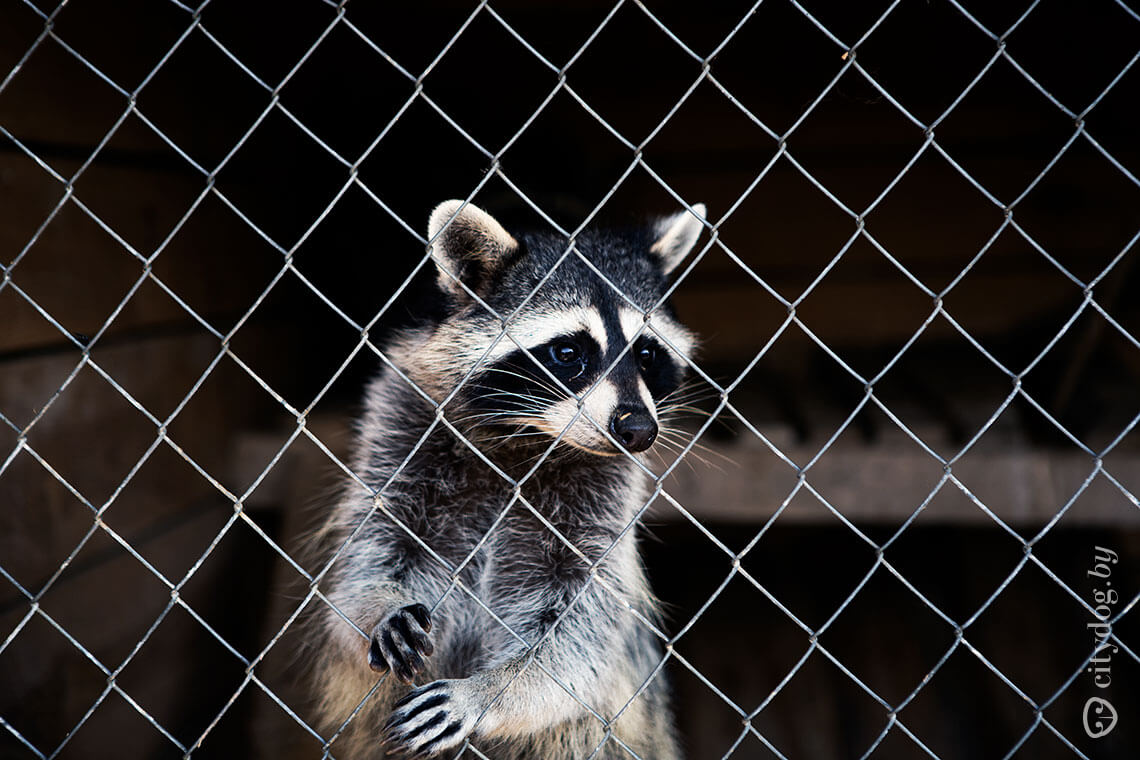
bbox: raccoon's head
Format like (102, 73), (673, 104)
(402, 199), (704, 457)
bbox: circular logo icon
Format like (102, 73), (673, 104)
(1083, 697), (1118, 739)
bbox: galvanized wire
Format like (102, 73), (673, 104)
(1, 0), (1138, 758)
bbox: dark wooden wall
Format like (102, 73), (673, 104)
(2, 1), (1138, 758)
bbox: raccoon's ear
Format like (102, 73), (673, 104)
(427, 200), (518, 299)
(649, 203), (707, 275)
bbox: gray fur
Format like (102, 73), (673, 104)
(304, 201), (703, 759)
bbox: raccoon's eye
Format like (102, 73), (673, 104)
(638, 345), (656, 371)
(550, 342), (581, 365)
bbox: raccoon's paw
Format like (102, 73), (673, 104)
(368, 603), (434, 685)
(383, 679), (480, 757)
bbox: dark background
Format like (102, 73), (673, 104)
(1, 1), (1138, 758)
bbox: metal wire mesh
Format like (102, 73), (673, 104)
(1, 0), (1138, 758)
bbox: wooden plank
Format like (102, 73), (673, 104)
(226, 421), (1139, 527)
(657, 430), (1140, 525)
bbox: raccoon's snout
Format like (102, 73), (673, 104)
(610, 407), (658, 452)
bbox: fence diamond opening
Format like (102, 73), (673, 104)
(2, 1), (1138, 759)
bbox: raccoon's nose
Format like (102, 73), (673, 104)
(610, 407), (658, 452)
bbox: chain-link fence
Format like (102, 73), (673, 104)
(2, 0), (1139, 758)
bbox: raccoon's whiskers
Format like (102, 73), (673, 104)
(481, 428), (553, 453)
(513, 439), (575, 468)
(657, 380), (719, 407)
(657, 407), (714, 426)
(451, 408), (542, 430)
(653, 442), (715, 474)
(643, 435), (706, 475)
(658, 391), (718, 412)
(480, 367), (566, 399)
(655, 426), (731, 472)
(466, 387), (552, 409)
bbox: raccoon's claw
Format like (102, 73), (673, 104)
(369, 604), (434, 684)
(384, 679), (478, 756)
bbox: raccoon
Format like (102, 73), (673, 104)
(306, 199), (705, 759)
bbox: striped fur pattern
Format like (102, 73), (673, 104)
(305, 200), (705, 759)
